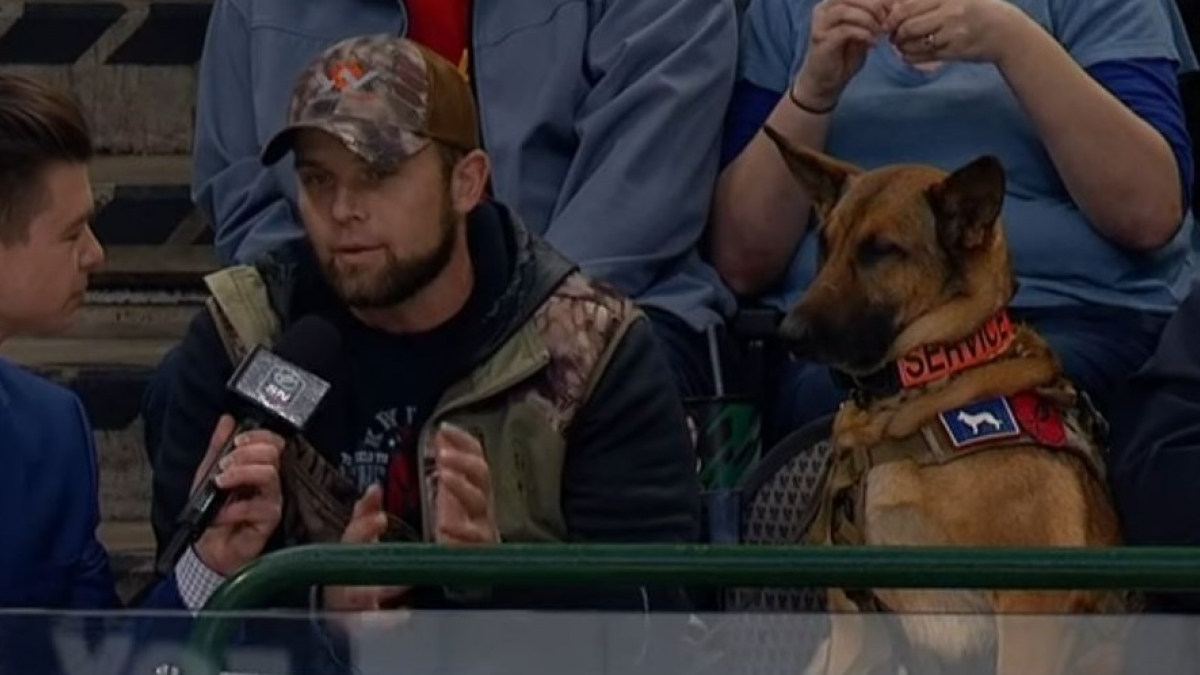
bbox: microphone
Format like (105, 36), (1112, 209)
(155, 315), (342, 577)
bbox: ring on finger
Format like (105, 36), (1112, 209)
(923, 33), (938, 51)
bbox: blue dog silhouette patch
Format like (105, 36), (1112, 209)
(939, 397), (1021, 449)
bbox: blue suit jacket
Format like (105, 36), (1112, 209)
(0, 357), (185, 609)
(0, 358), (190, 673)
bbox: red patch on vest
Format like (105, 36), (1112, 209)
(1010, 392), (1067, 447)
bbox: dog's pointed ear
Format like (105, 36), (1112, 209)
(927, 155), (1006, 252)
(763, 125), (862, 223)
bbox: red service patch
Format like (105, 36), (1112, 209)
(1010, 392), (1067, 447)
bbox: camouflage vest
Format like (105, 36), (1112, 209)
(202, 265), (641, 547)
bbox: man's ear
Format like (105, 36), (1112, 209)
(451, 148), (490, 213)
(926, 155), (1006, 253)
(762, 125), (862, 224)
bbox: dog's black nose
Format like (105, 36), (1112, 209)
(778, 312), (813, 357)
(779, 311), (807, 340)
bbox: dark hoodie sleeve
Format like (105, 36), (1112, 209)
(1110, 283), (1200, 608)
(151, 309), (235, 554)
(450, 316), (701, 613)
(559, 314), (702, 551)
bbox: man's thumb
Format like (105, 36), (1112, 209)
(192, 415), (237, 494)
(343, 484), (388, 543)
(208, 415), (238, 453)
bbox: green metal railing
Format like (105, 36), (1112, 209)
(182, 543), (1200, 675)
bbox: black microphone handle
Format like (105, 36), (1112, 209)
(154, 416), (264, 578)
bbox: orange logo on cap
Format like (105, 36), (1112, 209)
(327, 60), (369, 92)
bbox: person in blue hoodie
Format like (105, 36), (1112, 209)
(0, 72), (287, 670)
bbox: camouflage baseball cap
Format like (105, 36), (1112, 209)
(261, 34), (480, 169)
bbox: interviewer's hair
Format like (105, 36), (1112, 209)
(0, 73), (92, 245)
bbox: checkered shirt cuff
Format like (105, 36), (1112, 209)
(175, 546), (227, 612)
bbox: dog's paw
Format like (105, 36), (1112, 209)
(833, 411), (889, 449)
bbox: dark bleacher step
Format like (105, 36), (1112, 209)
(70, 295), (199, 339)
(1, 1), (214, 154)
(4, 336), (178, 369)
(0, 0), (213, 66)
(4, 337), (181, 429)
(89, 154), (219, 288)
(93, 246), (217, 291)
(91, 154), (212, 249)
(1, 289), (206, 429)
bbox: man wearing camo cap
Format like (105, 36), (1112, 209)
(260, 35), (482, 175)
(153, 34), (699, 626)
(179, 0), (735, 411)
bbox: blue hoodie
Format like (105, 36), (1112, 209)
(191, 0), (739, 331)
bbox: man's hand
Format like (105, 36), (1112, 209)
(434, 423), (498, 545)
(193, 415), (284, 577)
(323, 485), (411, 611)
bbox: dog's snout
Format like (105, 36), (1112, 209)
(778, 299), (899, 372)
(779, 312), (807, 339)
(779, 311), (814, 355)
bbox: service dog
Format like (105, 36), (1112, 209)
(762, 126), (1129, 675)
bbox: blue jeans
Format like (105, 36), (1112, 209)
(772, 305), (1170, 439)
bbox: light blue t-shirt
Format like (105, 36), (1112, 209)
(739, 0), (1199, 313)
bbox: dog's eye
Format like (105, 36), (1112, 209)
(857, 237), (905, 266)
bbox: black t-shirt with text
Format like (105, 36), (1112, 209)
(333, 213), (510, 531)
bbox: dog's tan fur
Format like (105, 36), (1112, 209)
(763, 126), (1127, 675)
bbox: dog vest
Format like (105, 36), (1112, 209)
(806, 312), (1111, 609)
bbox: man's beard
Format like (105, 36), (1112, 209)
(324, 192), (459, 309)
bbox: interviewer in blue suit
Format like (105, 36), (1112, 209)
(0, 74), (285, 618)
